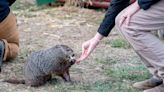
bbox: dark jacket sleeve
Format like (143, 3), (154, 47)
(7, 0), (16, 6)
(97, 0), (130, 37)
(138, 0), (160, 10)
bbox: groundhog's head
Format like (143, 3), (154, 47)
(55, 45), (76, 66)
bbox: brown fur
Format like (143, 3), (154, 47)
(3, 45), (76, 87)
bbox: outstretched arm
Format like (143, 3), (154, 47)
(77, 0), (130, 62)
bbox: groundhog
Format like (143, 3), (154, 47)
(3, 45), (76, 87)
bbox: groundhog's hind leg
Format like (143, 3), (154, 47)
(44, 74), (52, 81)
(60, 71), (71, 82)
(26, 76), (47, 87)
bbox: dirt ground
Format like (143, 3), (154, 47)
(0, 4), (147, 92)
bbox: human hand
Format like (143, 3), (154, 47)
(76, 37), (100, 64)
(119, 1), (140, 26)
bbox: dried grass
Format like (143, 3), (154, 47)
(64, 0), (92, 7)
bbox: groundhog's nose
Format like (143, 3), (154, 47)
(70, 59), (76, 65)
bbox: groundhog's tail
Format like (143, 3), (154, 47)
(3, 79), (25, 84)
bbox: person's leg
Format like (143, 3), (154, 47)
(133, 52), (162, 90)
(0, 11), (19, 61)
(115, 0), (164, 91)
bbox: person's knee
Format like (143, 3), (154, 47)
(115, 13), (140, 37)
(115, 13), (128, 33)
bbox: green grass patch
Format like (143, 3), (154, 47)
(108, 37), (130, 48)
(90, 79), (139, 92)
(47, 79), (140, 92)
(105, 63), (150, 81)
(95, 56), (117, 65)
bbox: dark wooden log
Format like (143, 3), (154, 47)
(58, 0), (136, 9)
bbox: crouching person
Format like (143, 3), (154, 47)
(0, 0), (19, 70)
(78, 0), (164, 92)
